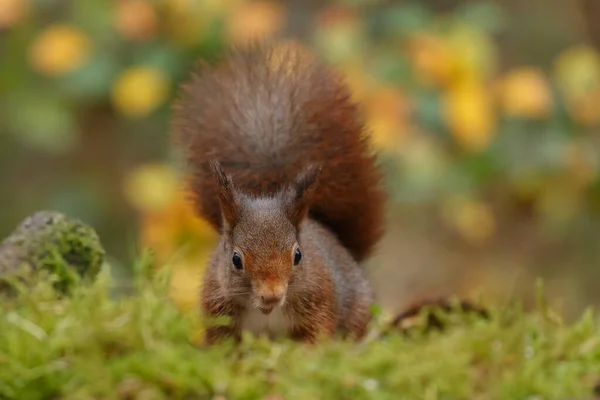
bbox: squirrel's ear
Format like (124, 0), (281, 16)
(284, 164), (322, 227)
(210, 161), (239, 231)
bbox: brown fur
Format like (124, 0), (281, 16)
(170, 41), (385, 343)
(171, 41), (385, 262)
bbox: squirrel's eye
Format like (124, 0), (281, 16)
(293, 248), (302, 266)
(232, 252), (243, 270)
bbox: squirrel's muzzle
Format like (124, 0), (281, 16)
(256, 284), (287, 312)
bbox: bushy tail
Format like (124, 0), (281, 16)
(170, 41), (386, 262)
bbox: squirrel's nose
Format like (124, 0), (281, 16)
(259, 285), (286, 306)
(261, 293), (283, 306)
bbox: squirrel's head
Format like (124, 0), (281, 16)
(210, 161), (321, 315)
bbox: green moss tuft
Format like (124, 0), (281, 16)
(0, 211), (105, 292)
(1, 258), (600, 399)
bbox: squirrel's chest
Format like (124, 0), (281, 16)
(241, 307), (292, 338)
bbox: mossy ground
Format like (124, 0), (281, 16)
(2, 254), (600, 400)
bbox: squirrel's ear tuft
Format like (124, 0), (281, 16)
(210, 161), (238, 231)
(284, 164), (322, 228)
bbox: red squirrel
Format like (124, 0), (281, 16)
(170, 41), (386, 344)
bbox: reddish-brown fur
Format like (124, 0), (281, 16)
(171, 41), (385, 262)
(170, 41), (385, 344)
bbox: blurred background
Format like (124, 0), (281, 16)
(1, 0), (600, 320)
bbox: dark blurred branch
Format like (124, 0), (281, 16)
(579, 0), (600, 49)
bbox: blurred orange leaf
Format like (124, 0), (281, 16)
(226, 0), (286, 46)
(567, 91), (600, 127)
(115, 0), (159, 42)
(0, 0), (28, 28)
(497, 67), (553, 119)
(111, 66), (170, 118)
(406, 33), (455, 87)
(365, 87), (413, 150)
(29, 24), (91, 77)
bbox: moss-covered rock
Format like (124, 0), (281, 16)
(0, 211), (105, 292)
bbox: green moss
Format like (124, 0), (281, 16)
(0, 211), (105, 292)
(1, 257), (599, 400)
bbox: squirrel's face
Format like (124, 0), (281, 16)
(226, 206), (300, 314)
(210, 162), (320, 315)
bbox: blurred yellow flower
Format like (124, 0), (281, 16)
(364, 87), (412, 150)
(0, 0), (28, 28)
(339, 63), (373, 103)
(115, 0), (158, 42)
(443, 79), (496, 152)
(127, 174), (216, 311)
(167, 253), (209, 311)
(497, 67), (553, 119)
(123, 163), (179, 214)
(111, 67), (170, 118)
(226, 0), (286, 46)
(554, 45), (600, 99)
(139, 187), (216, 266)
(445, 24), (498, 83)
(126, 163), (217, 306)
(29, 24), (91, 77)
(554, 45), (600, 126)
(441, 196), (496, 245)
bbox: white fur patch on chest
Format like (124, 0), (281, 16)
(241, 307), (291, 338)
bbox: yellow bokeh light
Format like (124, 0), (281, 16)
(498, 67), (553, 119)
(443, 79), (496, 152)
(111, 67), (170, 118)
(29, 24), (91, 77)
